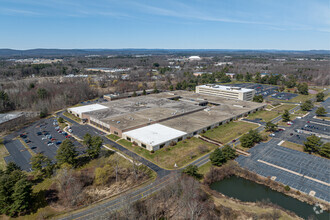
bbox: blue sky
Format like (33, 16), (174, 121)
(0, 0), (329, 50)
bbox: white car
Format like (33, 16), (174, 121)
(47, 143), (54, 146)
(41, 136), (47, 140)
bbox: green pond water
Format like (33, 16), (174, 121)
(210, 176), (329, 220)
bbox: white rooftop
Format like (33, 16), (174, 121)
(197, 84), (254, 93)
(68, 104), (108, 115)
(189, 56), (201, 60)
(123, 123), (187, 147)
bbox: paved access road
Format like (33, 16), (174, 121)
(236, 138), (330, 202)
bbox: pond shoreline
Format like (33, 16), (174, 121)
(203, 162), (330, 211)
(203, 185), (302, 220)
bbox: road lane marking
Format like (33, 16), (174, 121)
(257, 159), (330, 187)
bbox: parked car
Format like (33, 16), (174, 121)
(269, 133), (275, 137)
(31, 146), (37, 150)
(37, 132), (42, 135)
(51, 138), (56, 141)
(68, 129), (73, 133)
(65, 135), (71, 138)
(47, 143), (54, 146)
(41, 136), (47, 140)
(56, 141), (62, 145)
(24, 139), (30, 143)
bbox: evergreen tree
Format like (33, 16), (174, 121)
(210, 148), (227, 166)
(316, 107), (327, 116)
(316, 92), (325, 102)
(222, 145), (237, 160)
(297, 83), (308, 95)
(87, 136), (103, 159)
(304, 135), (323, 153)
(252, 95), (263, 103)
(282, 110), (291, 122)
(183, 165), (200, 179)
(265, 121), (278, 132)
(10, 178), (32, 216)
(300, 100), (314, 111)
(319, 143), (330, 158)
(56, 139), (78, 166)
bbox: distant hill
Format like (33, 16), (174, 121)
(0, 48), (329, 58)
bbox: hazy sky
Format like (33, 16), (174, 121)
(1, 0), (329, 50)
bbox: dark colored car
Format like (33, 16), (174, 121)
(37, 132), (42, 135)
(56, 141), (62, 145)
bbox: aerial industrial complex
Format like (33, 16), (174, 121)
(68, 86), (265, 151)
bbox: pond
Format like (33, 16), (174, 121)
(210, 176), (329, 220)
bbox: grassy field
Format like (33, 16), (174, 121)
(107, 134), (121, 142)
(198, 161), (212, 176)
(247, 110), (280, 122)
(281, 141), (304, 152)
(288, 93), (316, 103)
(63, 112), (81, 123)
(272, 104), (297, 113)
(117, 137), (216, 169)
(0, 139), (9, 170)
(316, 116), (330, 121)
(265, 104), (275, 110)
(203, 121), (259, 144)
(293, 109), (308, 115)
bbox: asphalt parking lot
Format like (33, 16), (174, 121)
(3, 139), (32, 171)
(3, 116), (85, 171)
(236, 138), (330, 202)
(271, 92), (298, 100)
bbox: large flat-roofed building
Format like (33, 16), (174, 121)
(196, 84), (255, 101)
(67, 90), (265, 151)
(68, 104), (108, 118)
(123, 124), (187, 151)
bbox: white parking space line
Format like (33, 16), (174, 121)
(310, 118), (330, 127)
(257, 159), (330, 187)
(278, 140), (284, 146)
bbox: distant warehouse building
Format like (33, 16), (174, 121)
(196, 84), (255, 101)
